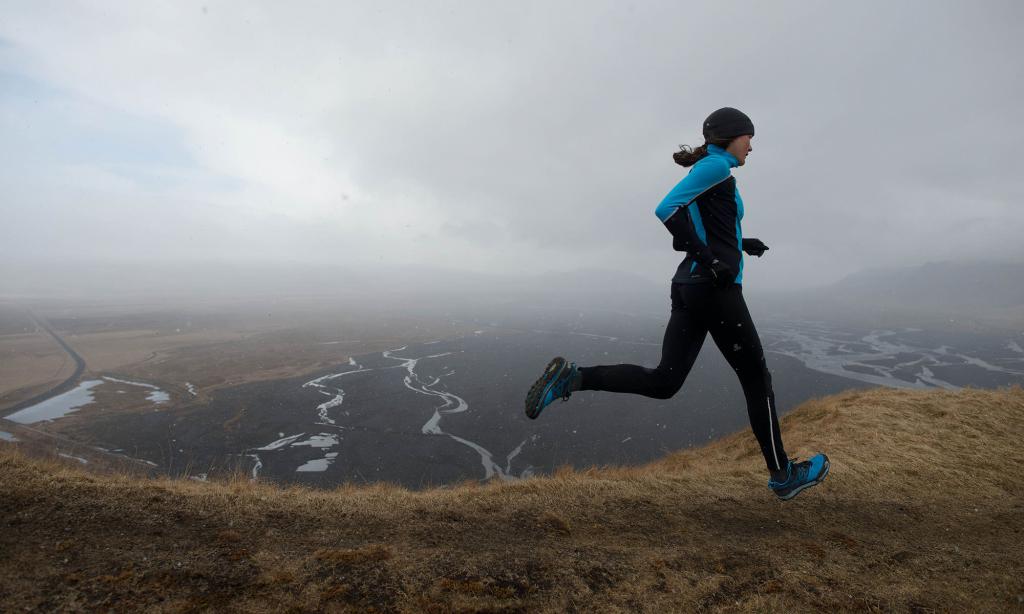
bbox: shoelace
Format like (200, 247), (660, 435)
(772, 457), (802, 486)
(789, 457), (812, 483)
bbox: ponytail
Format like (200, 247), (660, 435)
(672, 137), (734, 168)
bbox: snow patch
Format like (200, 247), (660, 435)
(296, 452), (339, 472)
(4, 380), (103, 423)
(58, 452), (89, 464)
(102, 376), (171, 404)
(291, 433), (339, 449)
(256, 433), (305, 451)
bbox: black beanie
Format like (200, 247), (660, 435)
(702, 107), (755, 142)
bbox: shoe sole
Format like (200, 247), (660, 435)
(525, 357), (567, 420)
(774, 456), (830, 501)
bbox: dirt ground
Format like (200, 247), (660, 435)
(1, 385), (1021, 612)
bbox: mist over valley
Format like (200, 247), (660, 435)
(3, 259), (1020, 488)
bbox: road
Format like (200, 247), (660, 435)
(1, 310), (87, 417)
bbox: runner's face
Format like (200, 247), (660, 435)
(727, 135), (753, 166)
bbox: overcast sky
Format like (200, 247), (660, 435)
(1, 0), (1021, 291)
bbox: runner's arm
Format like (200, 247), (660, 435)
(654, 157), (730, 267)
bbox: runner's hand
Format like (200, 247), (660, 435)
(709, 259), (735, 288)
(742, 238), (769, 257)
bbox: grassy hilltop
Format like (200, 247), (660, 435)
(1, 385), (1022, 612)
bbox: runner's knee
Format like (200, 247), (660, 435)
(647, 366), (685, 399)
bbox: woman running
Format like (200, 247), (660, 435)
(524, 107), (829, 501)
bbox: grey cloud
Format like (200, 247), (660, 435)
(1, 0), (1022, 292)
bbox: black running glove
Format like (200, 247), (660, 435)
(708, 259), (735, 288)
(663, 206), (735, 287)
(742, 237), (769, 257)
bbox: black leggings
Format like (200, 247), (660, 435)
(578, 283), (788, 472)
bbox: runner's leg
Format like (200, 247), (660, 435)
(577, 284), (708, 399)
(706, 285), (789, 472)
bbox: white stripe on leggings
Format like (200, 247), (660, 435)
(767, 394), (780, 470)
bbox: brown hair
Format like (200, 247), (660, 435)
(672, 137), (734, 167)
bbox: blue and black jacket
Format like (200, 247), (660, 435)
(654, 144), (745, 285)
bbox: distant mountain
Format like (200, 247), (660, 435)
(753, 260), (1024, 333)
(828, 260), (1024, 309)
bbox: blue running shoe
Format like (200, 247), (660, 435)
(525, 357), (578, 420)
(768, 453), (830, 501)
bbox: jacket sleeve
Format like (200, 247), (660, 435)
(654, 157), (730, 266)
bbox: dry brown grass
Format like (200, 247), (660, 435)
(64, 328), (249, 373)
(0, 331), (74, 404)
(1, 385), (1022, 612)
